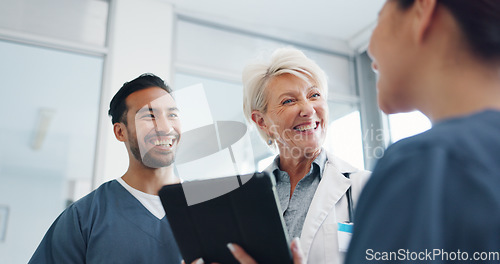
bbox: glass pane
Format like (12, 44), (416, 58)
(173, 73), (264, 180)
(303, 50), (354, 97)
(324, 102), (365, 170)
(388, 111), (431, 143)
(176, 20), (356, 96)
(175, 73), (245, 123)
(0, 40), (103, 263)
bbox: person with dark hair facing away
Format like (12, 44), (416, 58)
(225, 0), (500, 263)
(29, 73), (182, 263)
(344, 0), (500, 263)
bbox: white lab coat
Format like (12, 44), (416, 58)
(266, 151), (370, 264)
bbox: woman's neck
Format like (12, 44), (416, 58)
(418, 60), (500, 123)
(277, 147), (321, 198)
(278, 147), (321, 181)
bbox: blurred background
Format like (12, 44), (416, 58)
(0, 0), (432, 262)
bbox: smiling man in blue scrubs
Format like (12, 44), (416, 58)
(29, 73), (182, 263)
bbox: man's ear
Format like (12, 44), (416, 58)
(113, 123), (127, 142)
(413, 0), (438, 44)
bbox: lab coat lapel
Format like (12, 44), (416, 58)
(299, 153), (352, 261)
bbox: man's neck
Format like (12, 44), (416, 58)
(121, 164), (179, 195)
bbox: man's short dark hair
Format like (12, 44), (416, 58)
(108, 73), (172, 125)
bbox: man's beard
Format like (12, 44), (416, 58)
(129, 130), (176, 168)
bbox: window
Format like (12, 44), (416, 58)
(0, 40), (103, 263)
(173, 73), (258, 180)
(388, 111), (432, 143)
(324, 102), (364, 169)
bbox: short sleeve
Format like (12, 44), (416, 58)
(29, 205), (87, 264)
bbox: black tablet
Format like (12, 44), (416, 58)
(159, 172), (293, 264)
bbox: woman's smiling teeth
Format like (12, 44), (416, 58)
(294, 122), (319, 132)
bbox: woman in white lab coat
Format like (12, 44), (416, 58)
(238, 47), (370, 264)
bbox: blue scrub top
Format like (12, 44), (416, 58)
(29, 180), (182, 264)
(346, 110), (500, 263)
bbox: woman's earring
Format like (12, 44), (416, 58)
(267, 138), (273, 145)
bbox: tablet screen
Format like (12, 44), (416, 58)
(159, 172), (293, 264)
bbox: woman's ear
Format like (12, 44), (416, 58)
(413, 0), (438, 44)
(113, 123), (127, 142)
(251, 110), (268, 132)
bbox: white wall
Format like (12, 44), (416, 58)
(94, 0), (175, 186)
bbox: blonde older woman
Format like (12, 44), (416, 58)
(225, 0), (500, 263)
(235, 47), (369, 264)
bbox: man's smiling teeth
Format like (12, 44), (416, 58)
(294, 123), (318, 132)
(153, 139), (173, 147)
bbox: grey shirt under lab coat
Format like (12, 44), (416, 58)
(268, 150), (327, 240)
